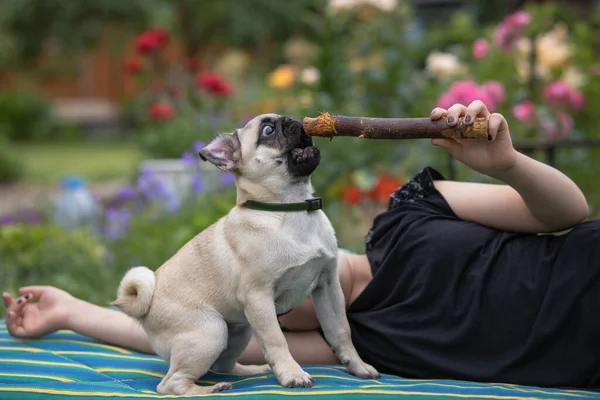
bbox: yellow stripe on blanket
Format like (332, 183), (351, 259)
(0, 386), (546, 399)
(0, 372), (75, 383)
(0, 358), (95, 370)
(0, 338), (132, 354)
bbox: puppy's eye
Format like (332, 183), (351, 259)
(261, 124), (275, 136)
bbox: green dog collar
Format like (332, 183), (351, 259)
(244, 198), (322, 212)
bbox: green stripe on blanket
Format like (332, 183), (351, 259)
(0, 322), (598, 399)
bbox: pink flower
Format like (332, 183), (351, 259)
(482, 81), (506, 104)
(472, 38), (489, 59)
(557, 112), (574, 136)
(436, 80), (505, 112)
(492, 10), (531, 52)
(568, 90), (585, 112)
(543, 80), (585, 112)
(134, 28), (170, 55)
(148, 102), (176, 120)
(512, 101), (536, 123)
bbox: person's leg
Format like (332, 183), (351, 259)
(238, 330), (338, 365)
(277, 250), (359, 331)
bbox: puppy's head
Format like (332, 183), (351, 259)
(199, 114), (320, 188)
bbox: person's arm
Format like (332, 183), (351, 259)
(431, 101), (589, 233)
(67, 298), (155, 354)
(3, 286), (155, 354)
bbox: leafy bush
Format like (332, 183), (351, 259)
(0, 90), (55, 141)
(0, 136), (23, 183)
(0, 224), (111, 316)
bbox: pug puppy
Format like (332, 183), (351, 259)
(112, 114), (379, 395)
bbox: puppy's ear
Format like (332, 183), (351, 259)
(198, 133), (241, 171)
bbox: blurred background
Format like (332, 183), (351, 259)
(1, 0), (599, 311)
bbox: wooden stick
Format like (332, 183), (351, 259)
(303, 112), (490, 140)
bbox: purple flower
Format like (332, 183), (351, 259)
(0, 215), (16, 226)
(220, 172), (235, 187)
(165, 197), (180, 213)
(181, 151), (196, 167)
(191, 174), (204, 194)
(23, 210), (41, 224)
(193, 140), (206, 154)
(117, 185), (137, 201)
(104, 207), (132, 240)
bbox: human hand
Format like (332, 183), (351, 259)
(2, 286), (75, 338)
(430, 100), (518, 177)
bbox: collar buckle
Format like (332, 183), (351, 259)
(305, 198), (322, 212)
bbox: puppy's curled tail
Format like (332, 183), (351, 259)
(111, 266), (155, 319)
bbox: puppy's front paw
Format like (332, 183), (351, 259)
(341, 357), (380, 379)
(278, 369), (314, 388)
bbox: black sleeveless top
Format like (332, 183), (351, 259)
(346, 166), (600, 390)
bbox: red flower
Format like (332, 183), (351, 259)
(342, 185), (362, 206)
(124, 59), (143, 74)
(134, 28), (170, 55)
(369, 175), (403, 203)
(196, 71), (233, 97)
(187, 57), (202, 71)
(148, 102), (176, 120)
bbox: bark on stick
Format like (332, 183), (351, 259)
(303, 112), (489, 140)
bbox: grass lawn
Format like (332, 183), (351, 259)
(14, 139), (142, 184)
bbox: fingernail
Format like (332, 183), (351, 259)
(430, 110), (436, 115)
(448, 117), (455, 123)
(17, 299), (22, 304)
(488, 134), (492, 141)
(465, 115), (471, 123)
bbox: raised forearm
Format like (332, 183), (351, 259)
(66, 298), (155, 354)
(493, 151), (589, 231)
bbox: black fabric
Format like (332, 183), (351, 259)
(346, 166), (600, 390)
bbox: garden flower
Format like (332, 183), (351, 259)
(268, 64), (297, 90)
(512, 101), (536, 123)
(196, 71), (233, 96)
(134, 28), (170, 55)
(116, 185), (137, 202)
(220, 172), (236, 187)
(492, 10), (530, 52)
(543, 80), (584, 112)
(481, 81), (506, 105)
(369, 175), (403, 203)
(191, 174), (204, 194)
(181, 152), (196, 167)
(0, 214), (15, 225)
(148, 102), (176, 120)
(426, 51), (465, 79)
(104, 207), (132, 240)
(193, 141), (207, 154)
(300, 67), (320, 86)
(342, 185), (361, 206)
(124, 59), (143, 74)
(436, 80), (504, 112)
(515, 23), (572, 81)
(472, 38), (489, 60)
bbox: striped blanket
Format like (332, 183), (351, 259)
(1, 322), (599, 399)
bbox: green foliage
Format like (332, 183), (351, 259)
(0, 90), (55, 141)
(136, 115), (236, 159)
(0, 224), (110, 312)
(0, 188), (236, 315)
(0, 136), (23, 183)
(3, 0), (151, 67)
(107, 189), (235, 269)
